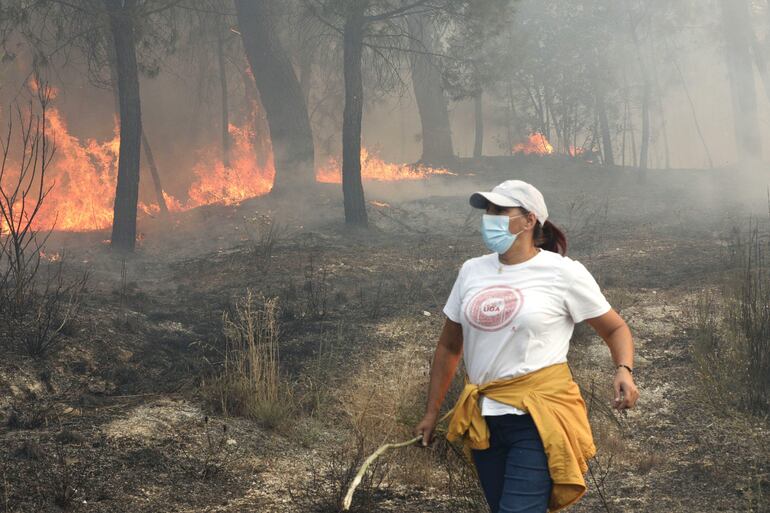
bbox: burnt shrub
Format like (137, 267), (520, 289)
(688, 221), (770, 415)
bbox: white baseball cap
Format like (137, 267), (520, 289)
(469, 179), (549, 227)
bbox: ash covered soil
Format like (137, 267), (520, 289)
(1, 156), (768, 512)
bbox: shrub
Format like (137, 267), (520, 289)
(0, 82), (89, 357)
(688, 221), (770, 415)
(178, 416), (242, 480)
(242, 213), (282, 271)
(288, 429), (392, 513)
(203, 289), (293, 428)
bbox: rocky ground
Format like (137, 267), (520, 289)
(0, 156), (768, 512)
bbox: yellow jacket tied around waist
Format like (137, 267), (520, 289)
(442, 361), (596, 512)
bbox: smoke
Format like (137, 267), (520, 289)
(3, 0), (770, 238)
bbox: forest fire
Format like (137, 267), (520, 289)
(1, 101), (455, 233)
(37, 109), (122, 231)
(316, 148), (455, 183)
(184, 122), (275, 209)
(1, 2), (758, 512)
(512, 133), (554, 155)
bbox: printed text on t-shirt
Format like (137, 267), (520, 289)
(464, 285), (524, 331)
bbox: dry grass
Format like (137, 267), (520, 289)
(242, 213), (283, 271)
(330, 320), (486, 511)
(287, 325), (487, 512)
(580, 373), (631, 513)
(288, 428), (393, 513)
(687, 222), (770, 416)
(202, 289), (293, 429)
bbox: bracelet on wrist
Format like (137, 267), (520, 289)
(616, 364), (633, 374)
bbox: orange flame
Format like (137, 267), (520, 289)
(513, 133), (553, 155)
(43, 109), (122, 230)
(39, 250), (60, 262)
(316, 148), (455, 183)
(0, 102), (123, 233)
(1, 85), (456, 234)
(186, 122), (274, 208)
(568, 145), (585, 157)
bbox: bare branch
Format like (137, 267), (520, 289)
(365, 0), (434, 23)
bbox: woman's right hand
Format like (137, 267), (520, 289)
(414, 413), (438, 447)
(414, 318), (463, 448)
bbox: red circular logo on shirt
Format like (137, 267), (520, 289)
(464, 285), (524, 331)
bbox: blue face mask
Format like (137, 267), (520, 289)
(481, 214), (526, 254)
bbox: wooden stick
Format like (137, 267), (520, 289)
(341, 434), (423, 511)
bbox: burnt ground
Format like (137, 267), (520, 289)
(0, 155), (768, 512)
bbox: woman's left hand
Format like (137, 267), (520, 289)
(613, 368), (639, 410)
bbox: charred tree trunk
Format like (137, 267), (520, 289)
(595, 92), (614, 167)
(505, 80), (516, 155)
(406, 14), (455, 165)
(235, 0), (316, 196)
(650, 48), (671, 170)
(107, 24), (167, 218)
(720, 0), (762, 159)
(140, 131), (168, 214)
(629, 20), (649, 181)
(217, 29), (231, 168)
(630, 118), (637, 168)
(473, 91), (483, 158)
(750, 30), (770, 105)
(639, 82), (650, 176)
(297, 41), (313, 107)
(341, 5), (368, 227)
(105, 0), (142, 252)
(668, 42), (713, 168)
(235, 60), (270, 169)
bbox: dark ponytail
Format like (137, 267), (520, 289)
(535, 219), (567, 255)
(508, 205), (568, 255)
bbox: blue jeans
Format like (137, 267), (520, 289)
(471, 413), (553, 513)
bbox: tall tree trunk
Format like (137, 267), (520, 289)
(630, 122), (637, 168)
(235, 0), (316, 196)
(750, 31), (770, 103)
(650, 50), (671, 170)
(217, 29), (231, 168)
(473, 91), (484, 158)
(621, 65), (629, 168)
(297, 40), (313, 107)
(140, 131), (168, 214)
(235, 60), (270, 169)
(720, 0), (762, 159)
(629, 20), (649, 180)
(105, 0), (141, 252)
(543, 85), (553, 143)
(639, 82), (650, 176)
(107, 25), (167, 217)
(656, 100), (670, 170)
(505, 80), (516, 155)
(595, 91), (614, 167)
(667, 40), (713, 168)
(341, 5), (368, 227)
(621, 104), (627, 167)
(406, 14), (455, 165)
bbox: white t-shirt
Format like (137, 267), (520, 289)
(442, 248), (612, 416)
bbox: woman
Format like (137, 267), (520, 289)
(414, 179), (639, 513)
